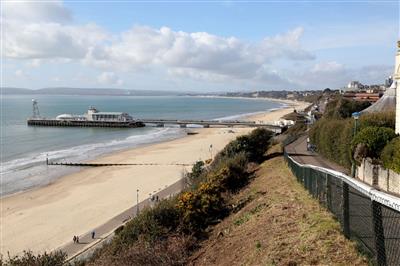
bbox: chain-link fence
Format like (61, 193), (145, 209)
(284, 150), (400, 266)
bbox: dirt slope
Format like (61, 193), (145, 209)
(189, 156), (367, 265)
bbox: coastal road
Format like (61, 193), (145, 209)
(285, 134), (349, 174)
(60, 177), (187, 262)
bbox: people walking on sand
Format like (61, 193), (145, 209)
(91, 230), (95, 239)
(73, 235), (77, 243)
(76, 235), (79, 243)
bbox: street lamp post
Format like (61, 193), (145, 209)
(136, 189), (139, 215)
(351, 112), (360, 178)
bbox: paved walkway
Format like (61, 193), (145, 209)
(60, 178), (186, 261)
(285, 134), (349, 174)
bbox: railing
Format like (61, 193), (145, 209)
(284, 150), (400, 266)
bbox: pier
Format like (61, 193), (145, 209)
(138, 119), (285, 133)
(26, 100), (286, 133)
(27, 118), (285, 132)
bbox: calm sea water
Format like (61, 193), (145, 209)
(1, 95), (283, 196)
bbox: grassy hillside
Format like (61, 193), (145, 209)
(190, 154), (367, 265)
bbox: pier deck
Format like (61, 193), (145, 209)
(139, 119), (284, 132)
(27, 119), (145, 128)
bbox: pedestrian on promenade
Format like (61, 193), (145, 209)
(73, 236), (76, 243)
(76, 236), (79, 243)
(91, 230), (95, 239)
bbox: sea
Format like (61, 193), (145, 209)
(1, 95), (284, 197)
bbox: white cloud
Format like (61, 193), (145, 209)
(5, 21), (108, 59)
(97, 72), (123, 86)
(3, 0), (314, 87)
(2, 0), (71, 23)
(15, 70), (26, 78)
(288, 62), (394, 89)
(311, 61), (345, 73)
(4, 0), (391, 90)
(356, 65), (393, 83)
(84, 25), (314, 84)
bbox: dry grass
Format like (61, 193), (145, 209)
(189, 156), (368, 266)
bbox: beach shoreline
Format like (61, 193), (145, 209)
(0, 99), (310, 256)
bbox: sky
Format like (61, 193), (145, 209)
(2, 0), (400, 92)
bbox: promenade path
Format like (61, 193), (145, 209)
(60, 178), (186, 261)
(285, 134), (349, 174)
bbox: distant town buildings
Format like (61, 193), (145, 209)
(347, 81), (363, 91)
(338, 75), (393, 103)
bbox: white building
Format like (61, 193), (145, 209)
(347, 81), (363, 91)
(56, 106), (133, 122)
(86, 106), (132, 122)
(395, 41), (400, 134)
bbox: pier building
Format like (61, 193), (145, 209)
(28, 102), (145, 128)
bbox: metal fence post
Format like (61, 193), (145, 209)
(325, 173), (330, 208)
(371, 201), (387, 266)
(341, 181), (350, 238)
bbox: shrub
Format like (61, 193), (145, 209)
(351, 127), (397, 159)
(217, 128), (273, 163)
(309, 118), (353, 169)
(187, 161), (205, 187)
(89, 234), (196, 266)
(359, 111), (395, 130)
(209, 152), (249, 192)
(0, 251), (66, 266)
(381, 137), (400, 173)
(324, 96), (371, 119)
(309, 111), (396, 169)
(113, 197), (181, 252)
(177, 181), (226, 233)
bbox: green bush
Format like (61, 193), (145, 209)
(209, 152), (249, 192)
(217, 128), (273, 163)
(381, 137), (400, 173)
(0, 251), (66, 266)
(187, 160), (205, 187)
(324, 96), (371, 119)
(351, 127), (397, 159)
(113, 197), (181, 251)
(359, 111), (395, 130)
(309, 118), (353, 169)
(309, 110), (396, 169)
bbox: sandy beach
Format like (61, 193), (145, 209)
(0, 99), (309, 256)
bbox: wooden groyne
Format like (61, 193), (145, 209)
(27, 119), (145, 128)
(47, 161), (193, 167)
